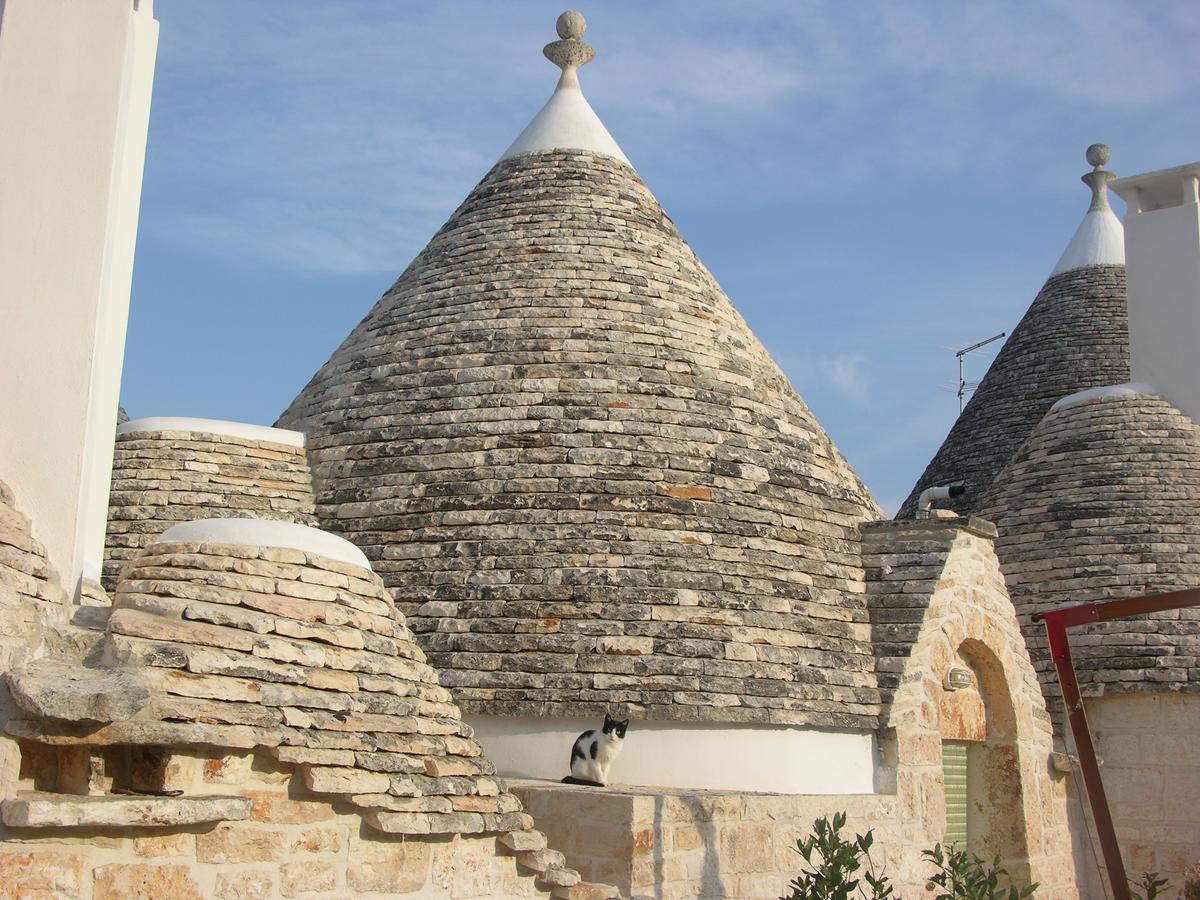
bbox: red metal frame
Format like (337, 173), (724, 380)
(1034, 587), (1200, 900)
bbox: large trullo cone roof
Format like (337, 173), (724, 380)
(898, 146), (1129, 518)
(280, 14), (883, 730)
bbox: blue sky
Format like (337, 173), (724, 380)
(124, 1), (1200, 514)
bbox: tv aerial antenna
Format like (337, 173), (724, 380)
(954, 332), (1005, 412)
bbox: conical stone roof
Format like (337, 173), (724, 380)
(899, 146), (1129, 518)
(977, 386), (1200, 718)
(279, 16), (883, 730)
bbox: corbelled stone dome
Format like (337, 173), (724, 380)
(104, 419), (318, 592)
(280, 19), (882, 730)
(899, 148), (1129, 518)
(977, 386), (1200, 716)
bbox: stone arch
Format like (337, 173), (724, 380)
(949, 637), (1032, 880)
(870, 521), (1074, 894)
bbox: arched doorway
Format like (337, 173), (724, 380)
(938, 639), (1032, 882)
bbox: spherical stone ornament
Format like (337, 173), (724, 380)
(1086, 143), (1110, 168)
(556, 10), (586, 40)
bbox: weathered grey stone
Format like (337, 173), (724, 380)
(1, 792), (250, 828)
(277, 151), (884, 728)
(900, 265), (1127, 517)
(7, 659), (149, 725)
(102, 429), (318, 591)
(977, 390), (1200, 727)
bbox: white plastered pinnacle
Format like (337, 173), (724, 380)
(500, 12), (631, 166)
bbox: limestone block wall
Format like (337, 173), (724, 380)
(103, 421), (317, 591)
(514, 782), (902, 900)
(1074, 693), (1200, 896)
(0, 748), (554, 900)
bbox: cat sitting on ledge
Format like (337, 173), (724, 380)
(561, 713), (629, 787)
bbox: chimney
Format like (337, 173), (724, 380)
(1111, 161), (1200, 424)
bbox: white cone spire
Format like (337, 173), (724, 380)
(500, 11), (631, 166)
(1050, 143), (1125, 276)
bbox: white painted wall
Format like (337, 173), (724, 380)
(1112, 163), (1200, 426)
(0, 0), (158, 596)
(468, 715), (877, 794)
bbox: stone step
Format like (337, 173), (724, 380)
(551, 882), (623, 900)
(516, 846), (566, 873)
(498, 828), (548, 852)
(537, 865), (581, 888)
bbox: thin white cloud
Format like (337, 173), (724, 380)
(141, 1), (1200, 276)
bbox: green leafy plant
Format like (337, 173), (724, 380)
(1129, 871), (1168, 900)
(781, 811), (895, 900)
(922, 844), (1037, 900)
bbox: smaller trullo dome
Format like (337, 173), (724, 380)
(101, 520), (531, 837)
(280, 12), (884, 733)
(977, 385), (1200, 718)
(899, 145), (1130, 518)
(103, 418), (318, 591)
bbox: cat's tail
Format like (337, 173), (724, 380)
(561, 776), (605, 787)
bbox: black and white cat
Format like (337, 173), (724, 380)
(561, 713), (629, 787)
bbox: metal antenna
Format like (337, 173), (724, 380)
(956, 332), (1006, 412)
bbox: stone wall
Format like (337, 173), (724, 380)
(0, 746), (553, 899)
(0, 478), (68, 829)
(103, 426), (317, 591)
(0, 479), (65, 673)
(2, 526), (619, 898)
(513, 781), (900, 900)
(1072, 693), (1200, 896)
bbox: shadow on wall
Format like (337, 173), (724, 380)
(646, 793), (724, 899)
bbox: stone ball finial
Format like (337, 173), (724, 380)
(544, 10), (595, 71)
(556, 10), (587, 40)
(1086, 143), (1111, 169)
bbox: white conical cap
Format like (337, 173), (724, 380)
(500, 11), (631, 166)
(1050, 144), (1125, 276)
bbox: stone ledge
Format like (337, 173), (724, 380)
(863, 515), (998, 541)
(7, 659), (149, 725)
(1, 792), (251, 828)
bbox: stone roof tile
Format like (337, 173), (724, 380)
(280, 146), (884, 729)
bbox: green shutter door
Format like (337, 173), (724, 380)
(942, 741), (969, 846)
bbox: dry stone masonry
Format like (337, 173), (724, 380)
(104, 425), (318, 591)
(3, 525), (611, 896)
(0, 479), (65, 674)
(977, 388), (1200, 718)
(280, 148), (884, 730)
(900, 265), (1128, 518)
